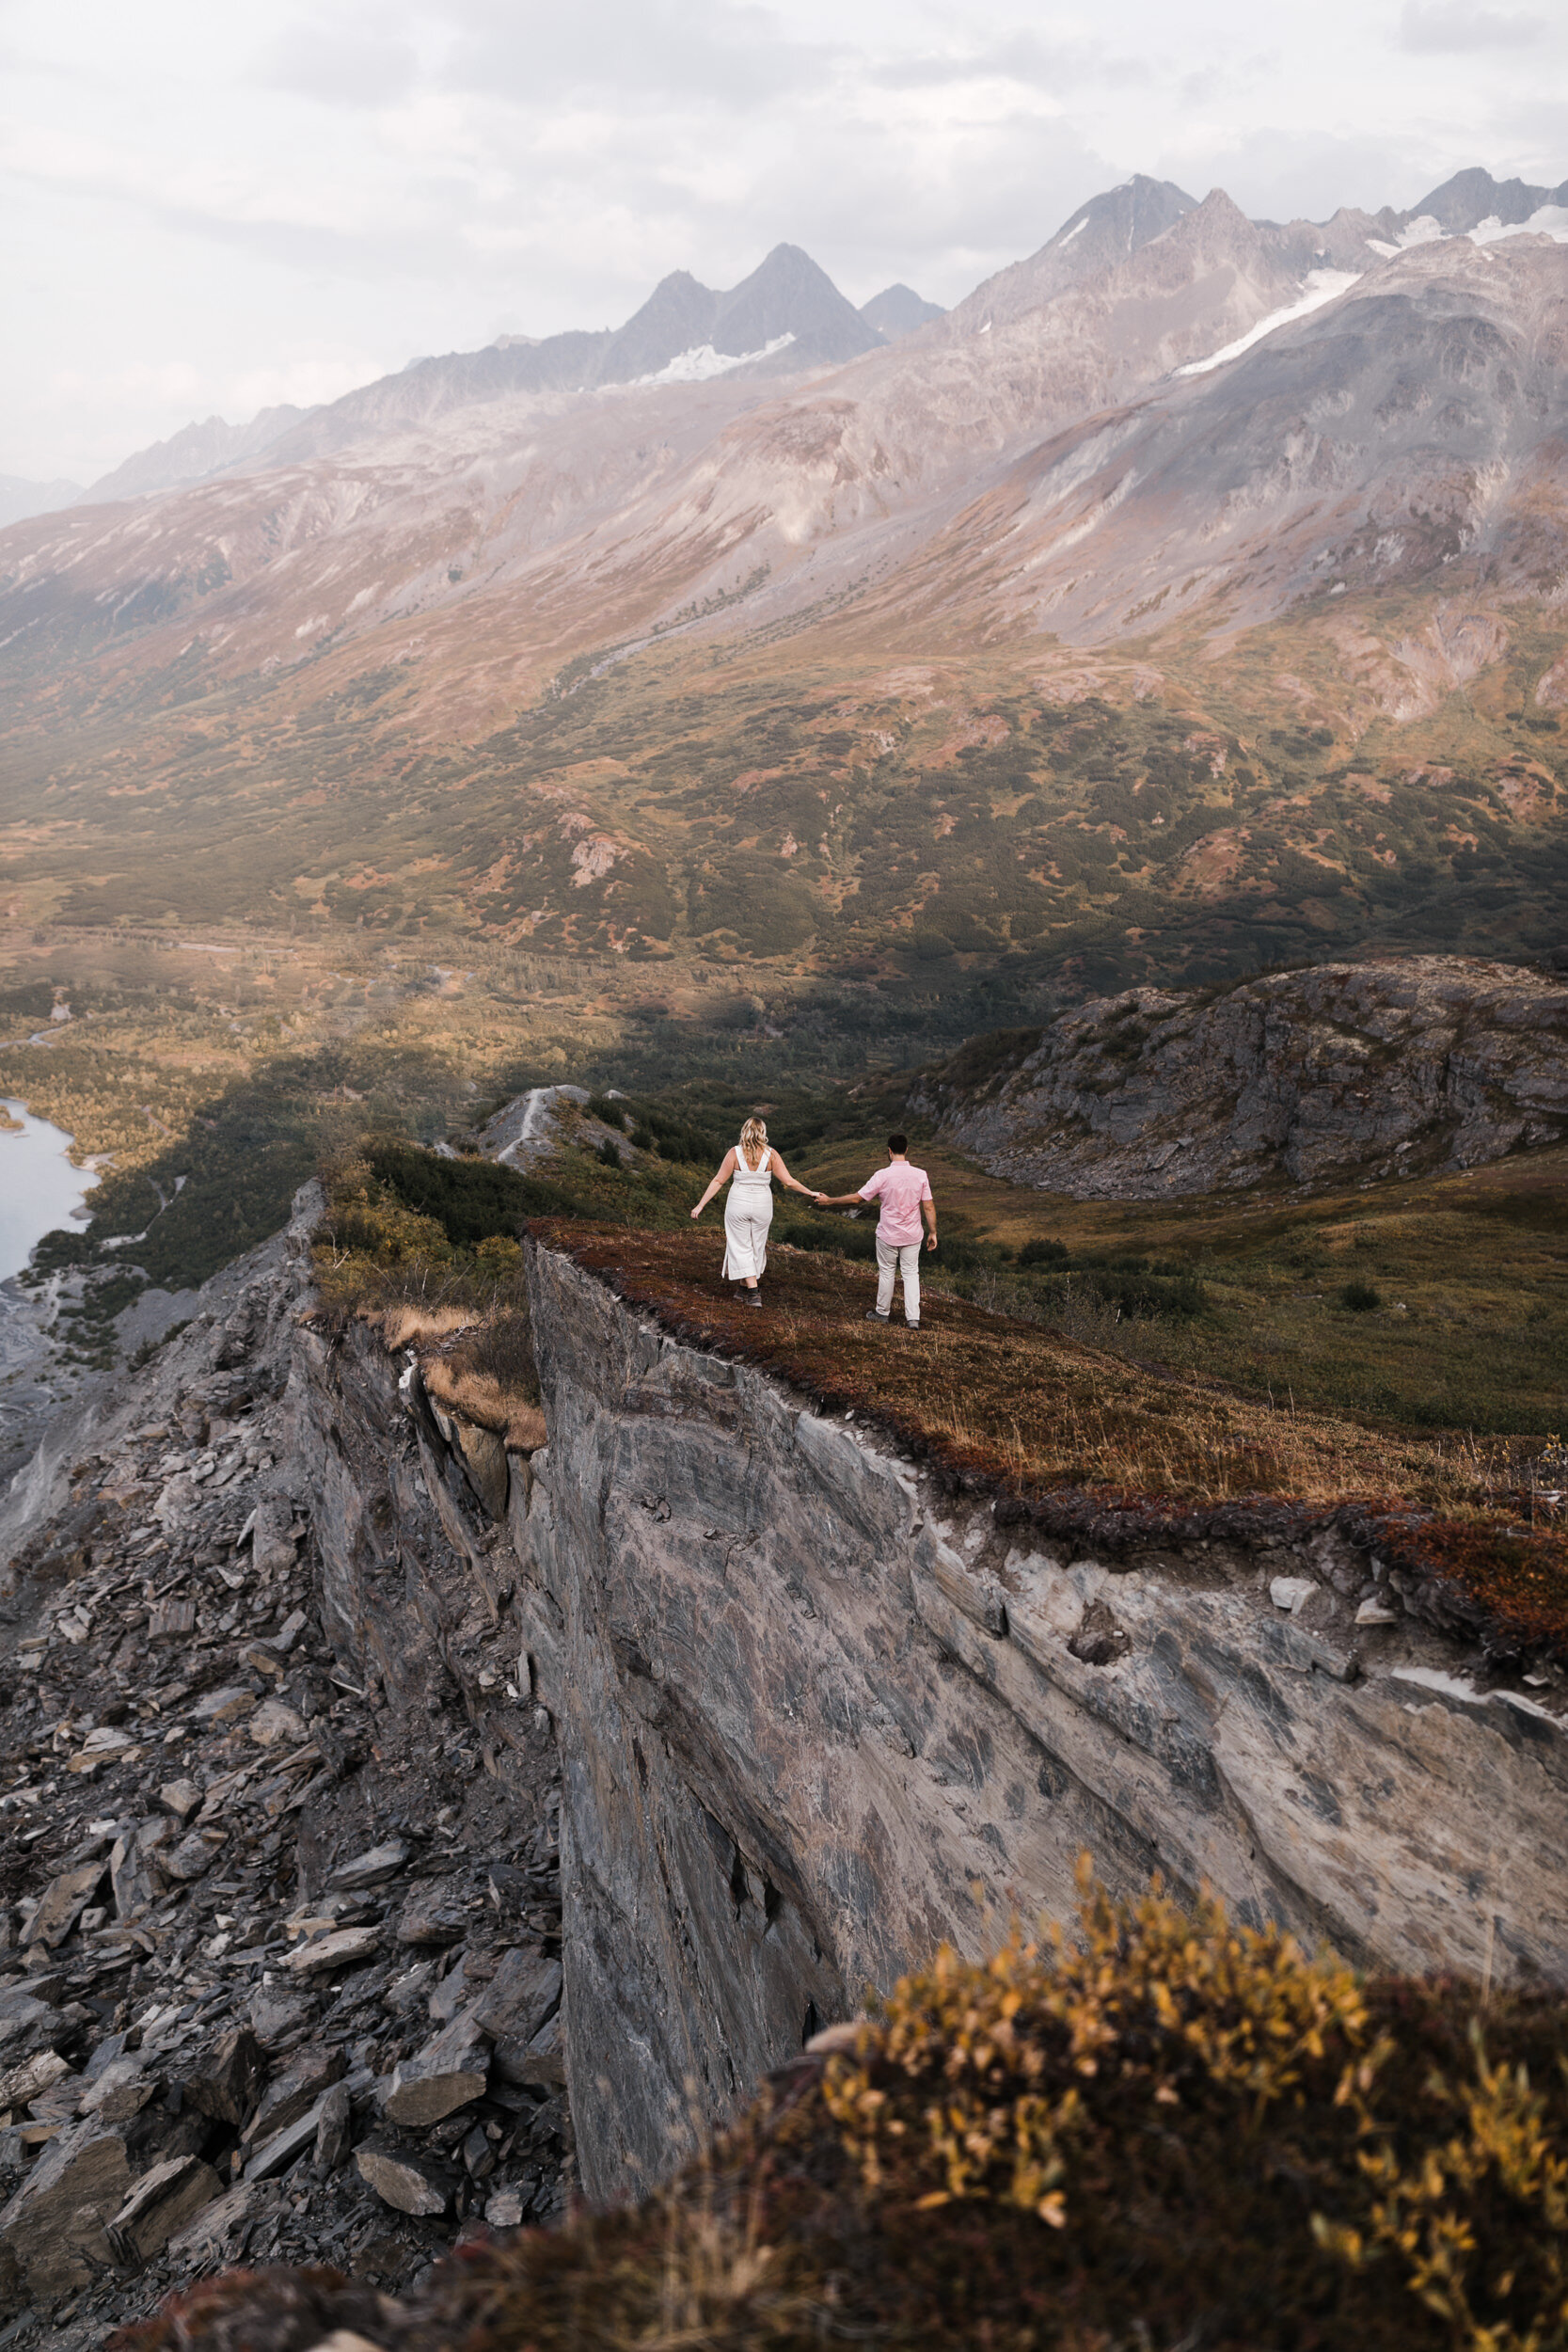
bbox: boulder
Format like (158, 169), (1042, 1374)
(395, 1877), (469, 1947)
(0, 2118), (130, 2298)
(165, 1828), (227, 1882)
(242, 2042), (345, 2145)
(79, 2056), (156, 2124)
(107, 2153), (223, 2264)
(355, 2142), (451, 2217)
(384, 2006), (490, 2126)
(26, 1860), (107, 1949)
(182, 2026), (266, 2126)
(329, 1839), (410, 1891)
(0, 2051), (70, 2110)
(474, 1947), (562, 2078)
(284, 1924), (382, 1977)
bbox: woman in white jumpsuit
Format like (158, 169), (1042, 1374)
(689, 1117), (819, 1303)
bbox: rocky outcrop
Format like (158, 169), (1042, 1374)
(0, 1208), (568, 2345)
(510, 1241), (1568, 2202)
(910, 956), (1568, 1199)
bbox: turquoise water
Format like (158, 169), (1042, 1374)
(0, 1099), (99, 1282)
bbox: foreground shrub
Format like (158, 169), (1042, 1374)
(115, 1870), (1568, 2352)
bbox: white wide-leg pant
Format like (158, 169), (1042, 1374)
(875, 1236), (921, 1322)
(722, 1195), (772, 1280)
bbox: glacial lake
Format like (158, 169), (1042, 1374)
(0, 1099), (99, 1283)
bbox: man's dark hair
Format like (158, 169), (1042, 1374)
(888, 1133), (909, 1155)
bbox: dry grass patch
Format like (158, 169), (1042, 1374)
(537, 1224), (1503, 1511)
(537, 1221), (1568, 1654)
(421, 1354), (546, 1450)
(379, 1302), (478, 1348)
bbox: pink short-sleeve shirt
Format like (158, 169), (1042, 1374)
(858, 1161), (933, 1247)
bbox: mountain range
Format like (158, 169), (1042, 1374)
(1, 162), (1565, 998)
(0, 470), (83, 527)
(59, 250), (940, 509)
(28, 160), (1567, 515)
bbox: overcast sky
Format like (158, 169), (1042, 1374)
(3, 0), (1564, 485)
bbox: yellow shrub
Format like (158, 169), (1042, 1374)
(822, 1859), (1374, 2221)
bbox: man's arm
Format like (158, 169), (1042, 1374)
(922, 1195), (938, 1250)
(816, 1172), (879, 1208)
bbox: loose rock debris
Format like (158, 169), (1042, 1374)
(0, 1218), (569, 2346)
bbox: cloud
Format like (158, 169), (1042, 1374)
(1399, 2), (1545, 51)
(870, 32), (1149, 94)
(255, 19), (421, 107)
(6, 0), (1568, 480)
(436, 0), (833, 110)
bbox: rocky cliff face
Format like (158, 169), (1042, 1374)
(911, 956), (1568, 1199)
(510, 1241), (1568, 2201)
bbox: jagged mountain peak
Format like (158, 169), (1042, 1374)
(941, 175), (1297, 353)
(858, 283), (944, 339)
(1405, 165), (1568, 232)
(1047, 172), (1198, 258)
(712, 241), (878, 364)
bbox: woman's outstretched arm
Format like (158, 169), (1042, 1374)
(690, 1149), (737, 1219)
(768, 1152), (817, 1198)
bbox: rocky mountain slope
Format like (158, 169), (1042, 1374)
(79, 408), (320, 508)
(5, 179), (1563, 703)
(0, 1200), (569, 2345)
(911, 955), (1568, 1198)
(0, 167), (1564, 1016)
(904, 229), (1568, 644)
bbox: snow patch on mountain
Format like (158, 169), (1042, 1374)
(1367, 214), (1446, 258)
(1175, 270), (1361, 378)
(637, 334), (797, 386)
(1369, 205), (1568, 259)
(1470, 204), (1568, 246)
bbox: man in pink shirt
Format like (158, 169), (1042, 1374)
(816, 1135), (938, 1328)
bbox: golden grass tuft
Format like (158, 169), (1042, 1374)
(379, 1302), (479, 1348)
(421, 1356), (546, 1451)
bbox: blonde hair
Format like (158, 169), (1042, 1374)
(738, 1117), (768, 1167)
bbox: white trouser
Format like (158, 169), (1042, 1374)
(876, 1236), (921, 1321)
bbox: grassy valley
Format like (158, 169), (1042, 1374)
(6, 609), (1567, 989)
